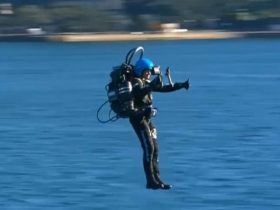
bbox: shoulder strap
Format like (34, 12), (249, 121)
(132, 77), (144, 88)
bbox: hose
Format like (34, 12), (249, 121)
(96, 100), (119, 123)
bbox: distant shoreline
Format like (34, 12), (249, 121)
(1, 30), (280, 42)
(47, 30), (241, 42)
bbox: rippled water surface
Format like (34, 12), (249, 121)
(1, 40), (280, 209)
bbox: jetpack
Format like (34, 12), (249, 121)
(96, 46), (178, 123)
(97, 46), (144, 123)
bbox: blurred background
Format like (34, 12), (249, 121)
(0, 0), (280, 36)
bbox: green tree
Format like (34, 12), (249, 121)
(14, 5), (52, 27)
(49, 5), (114, 32)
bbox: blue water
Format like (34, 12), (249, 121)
(1, 40), (280, 210)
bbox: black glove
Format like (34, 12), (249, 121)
(178, 79), (190, 90)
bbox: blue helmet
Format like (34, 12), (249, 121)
(134, 58), (154, 76)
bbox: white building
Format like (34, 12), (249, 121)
(0, 3), (13, 15)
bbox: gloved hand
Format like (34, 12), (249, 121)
(178, 79), (190, 90)
(144, 107), (157, 118)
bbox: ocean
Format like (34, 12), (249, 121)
(1, 39), (280, 209)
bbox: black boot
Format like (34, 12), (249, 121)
(146, 181), (172, 190)
(153, 159), (172, 190)
(160, 183), (172, 190)
(154, 174), (173, 190)
(146, 182), (163, 190)
(143, 160), (162, 190)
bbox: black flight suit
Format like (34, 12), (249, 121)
(129, 77), (188, 189)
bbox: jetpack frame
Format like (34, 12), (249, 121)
(97, 46), (145, 123)
(97, 46), (179, 123)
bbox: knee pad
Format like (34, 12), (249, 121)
(150, 128), (157, 139)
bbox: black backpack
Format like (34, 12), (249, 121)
(106, 63), (134, 118)
(97, 46), (144, 123)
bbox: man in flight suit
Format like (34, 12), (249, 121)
(129, 58), (190, 190)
